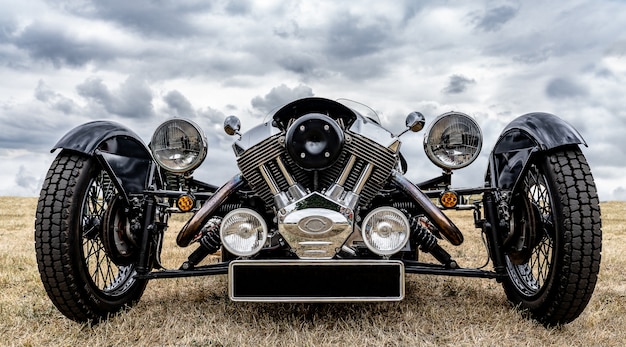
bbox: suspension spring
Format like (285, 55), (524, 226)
(218, 203), (242, 215)
(393, 201), (417, 211)
(182, 217), (222, 270)
(194, 217), (222, 253)
(411, 216), (438, 252)
(411, 215), (459, 269)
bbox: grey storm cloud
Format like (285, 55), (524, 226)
(325, 13), (394, 60)
(35, 80), (79, 115)
(77, 76), (155, 119)
(15, 165), (38, 190)
(197, 106), (227, 126)
(1, 0), (626, 200)
(163, 90), (196, 118)
(13, 22), (118, 68)
(473, 4), (519, 32)
(277, 54), (318, 75)
(545, 77), (588, 99)
(0, 14), (17, 43)
(251, 84), (314, 114)
(63, 0), (214, 38)
(442, 75), (476, 94)
(273, 20), (300, 39)
(225, 0), (253, 16)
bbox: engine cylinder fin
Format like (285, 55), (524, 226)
(266, 160), (289, 193)
(344, 132), (398, 207)
(235, 129), (399, 210)
(236, 135), (285, 206)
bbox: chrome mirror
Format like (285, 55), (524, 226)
(397, 111), (426, 137)
(405, 112), (425, 132)
(224, 115), (241, 136)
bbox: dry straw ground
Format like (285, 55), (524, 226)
(0, 197), (624, 346)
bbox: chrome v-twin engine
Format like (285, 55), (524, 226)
(235, 117), (401, 258)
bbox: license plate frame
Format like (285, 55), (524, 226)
(229, 259), (405, 302)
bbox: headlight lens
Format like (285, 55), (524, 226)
(424, 112), (482, 170)
(361, 207), (410, 256)
(220, 208), (268, 257)
(150, 119), (207, 174)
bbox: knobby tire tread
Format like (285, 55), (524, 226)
(543, 148), (602, 324)
(35, 152), (147, 323)
(504, 148), (601, 326)
(35, 154), (94, 321)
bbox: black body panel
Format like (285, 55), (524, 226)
(272, 97), (358, 130)
(489, 112), (585, 190)
(52, 120), (156, 197)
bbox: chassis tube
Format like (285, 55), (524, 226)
(391, 171), (464, 245)
(177, 174), (244, 247)
(483, 190), (507, 277)
(137, 197), (156, 274)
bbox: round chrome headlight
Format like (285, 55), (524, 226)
(423, 112), (482, 170)
(150, 119), (207, 174)
(361, 207), (410, 256)
(220, 208), (268, 257)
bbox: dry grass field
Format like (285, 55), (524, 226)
(0, 197), (624, 346)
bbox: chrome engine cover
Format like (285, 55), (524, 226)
(278, 192), (354, 259)
(233, 102), (402, 259)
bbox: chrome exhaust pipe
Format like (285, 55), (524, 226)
(391, 171), (464, 245)
(177, 174), (244, 247)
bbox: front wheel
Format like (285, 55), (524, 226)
(500, 147), (601, 326)
(35, 152), (148, 323)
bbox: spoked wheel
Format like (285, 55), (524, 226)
(35, 152), (148, 323)
(501, 147), (601, 326)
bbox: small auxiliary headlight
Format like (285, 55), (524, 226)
(220, 208), (268, 257)
(424, 112), (482, 170)
(150, 119), (207, 174)
(361, 207), (410, 256)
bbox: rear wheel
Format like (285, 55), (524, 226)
(35, 152), (148, 323)
(501, 147), (601, 326)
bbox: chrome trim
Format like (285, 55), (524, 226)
(259, 163), (292, 210)
(150, 118), (208, 174)
(348, 116), (399, 149)
(275, 156), (295, 186)
(223, 115), (241, 136)
(337, 155), (357, 186)
(278, 192), (354, 259)
(353, 163), (374, 195)
(259, 164), (279, 195)
(275, 156), (307, 202)
(233, 122), (282, 153)
(361, 206), (411, 256)
(423, 111), (483, 170)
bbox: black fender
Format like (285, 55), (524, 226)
(487, 112), (586, 190)
(53, 121), (157, 199)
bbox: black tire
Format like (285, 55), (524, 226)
(501, 147), (601, 326)
(35, 152), (148, 323)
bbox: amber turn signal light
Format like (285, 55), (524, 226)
(439, 191), (458, 209)
(176, 194), (195, 212)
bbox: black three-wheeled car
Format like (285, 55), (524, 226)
(35, 97), (601, 326)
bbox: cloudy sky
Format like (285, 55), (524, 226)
(1, 0), (625, 201)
